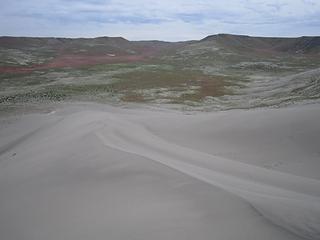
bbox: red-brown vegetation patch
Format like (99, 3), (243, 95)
(0, 53), (148, 74)
(198, 76), (226, 97)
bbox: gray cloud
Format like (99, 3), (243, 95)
(0, 0), (319, 40)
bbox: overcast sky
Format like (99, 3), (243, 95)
(0, 0), (319, 41)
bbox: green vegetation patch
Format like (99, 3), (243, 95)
(0, 84), (117, 104)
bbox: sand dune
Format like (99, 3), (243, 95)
(1, 103), (320, 239)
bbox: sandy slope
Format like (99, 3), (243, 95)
(0, 103), (319, 240)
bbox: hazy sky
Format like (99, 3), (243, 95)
(0, 0), (319, 41)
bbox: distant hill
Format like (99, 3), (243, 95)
(1, 34), (319, 56)
(1, 33), (319, 72)
(0, 36), (180, 70)
(0, 36), (175, 55)
(201, 34), (320, 54)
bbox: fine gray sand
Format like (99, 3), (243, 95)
(0, 103), (320, 240)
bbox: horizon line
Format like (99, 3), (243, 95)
(1, 33), (320, 42)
